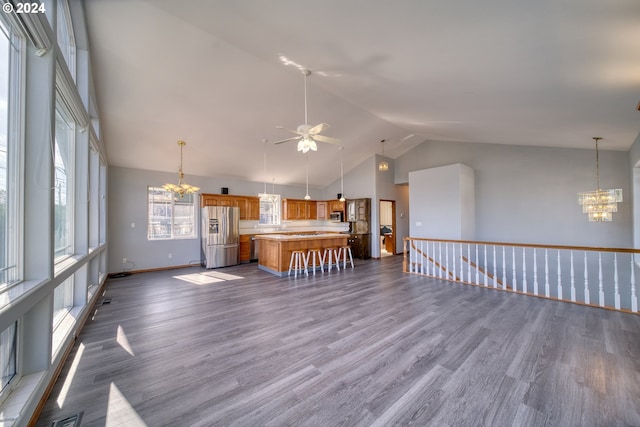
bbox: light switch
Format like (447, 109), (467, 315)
(416, 221), (422, 227)
(131, 222), (135, 228)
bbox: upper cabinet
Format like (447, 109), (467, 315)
(200, 193), (260, 220)
(317, 201), (328, 220)
(328, 199), (345, 214)
(282, 199), (317, 220)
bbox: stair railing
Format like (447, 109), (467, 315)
(403, 237), (639, 314)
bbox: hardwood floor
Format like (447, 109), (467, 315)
(36, 255), (640, 426)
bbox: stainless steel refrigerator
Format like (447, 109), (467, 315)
(201, 206), (240, 268)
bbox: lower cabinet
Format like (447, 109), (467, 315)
(349, 233), (370, 260)
(239, 235), (251, 263)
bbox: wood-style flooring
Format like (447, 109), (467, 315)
(36, 255), (640, 426)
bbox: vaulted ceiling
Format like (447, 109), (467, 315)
(84, 0), (640, 187)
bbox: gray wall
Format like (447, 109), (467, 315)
(409, 163), (475, 240)
(108, 166), (306, 273)
(395, 140), (632, 248)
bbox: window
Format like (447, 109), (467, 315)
(0, 322), (16, 393)
(259, 193), (281, 226)
(53, 277), (73, 328)
(148, 187), (196, 240)
(54, 103), (75, 260)
(56, 0), (75, 80)
(0, 19), (22, 288)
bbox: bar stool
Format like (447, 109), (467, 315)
(340, 245), (354, 269)
(288, 250), (308, 277)
(324, 247), (341, 272)
(306, 248), (324, 275)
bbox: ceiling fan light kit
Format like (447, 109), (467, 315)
(274, 68), (340, 153)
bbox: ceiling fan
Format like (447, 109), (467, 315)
(273, 68), (340, 153)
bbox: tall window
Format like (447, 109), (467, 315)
(54, 104), (75, 260)
(148, 187), (196, 240)
(259, 193), (281, 226)
(0, 322), (16, 393)
(53, 277), (73, 328)
(0, 20), (22, 287)
(56, 0), (75, 80)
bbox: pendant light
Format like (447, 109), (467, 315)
(162, 140), (199, 197)
(378, 139), (389, 171)
(577, 137), (623, 222)
(339, 146), (346, 202)
(304, 153), (311, 200)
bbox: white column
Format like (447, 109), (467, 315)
(598, 252), (605, 307)
(614, 253), (620, 310)
(533, 248), (538, 295)
(522, 248), (528, 294)
(557, 250), (563, 300)
(570, 251), (576, 302)
(631, 257), (637, 313)
(584, 251), (590, 305)
(544, 249), (550, 298)
(512, 247), (517, 292)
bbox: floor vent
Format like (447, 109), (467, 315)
(101, 298), (112, 305)
(52, 412), (83, 427)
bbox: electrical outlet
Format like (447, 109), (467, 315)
(123, 257), (128, 264)
(168, 253), (172, 259)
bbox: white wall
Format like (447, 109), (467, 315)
(409, 164), (475, 240)
(396, 140), (632, 248)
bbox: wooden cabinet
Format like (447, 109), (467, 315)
(316, 201), (327, 219)
(239, 234), (251, 263)
(282, 199), (317, 220)
(200, 194), (260, 221)
(328, 199), (345, 214)
(247, 197), (260, 220)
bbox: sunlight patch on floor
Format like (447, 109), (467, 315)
(174, 271), (244, 285)
(106, 382), (147, 426)
(116, 325), (135, 356)
(57, 343), (85, 408)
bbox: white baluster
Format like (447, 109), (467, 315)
(432, 241), (437, 277)
(584, 251), (590, 305)
(502, 246), (507, 290)
(598, 252), (604, 307)
(467, 244), (471, 284)
(614, 253), (620, 310)
(570, 251), (576, 302)
(460, 243), (465, 283)
(476, 244), (480, 285)
(545, 249), (550, 298)
(512, 247), (517, 292)
(557, 250), (563, 300)
(493, 246), (497, 288)
(452, 243), (456, 282)
(438, 242), (443, 279)
(420, 241), (424, 274)
(522, 248), (527, 294)
(631, 257), (637, 313)
(533, 248), (538, 295)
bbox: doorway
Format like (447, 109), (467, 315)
(379, 200), (396, 257)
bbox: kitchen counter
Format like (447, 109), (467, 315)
(255, 233), (348, 276)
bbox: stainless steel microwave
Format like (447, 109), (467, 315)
(329, 212), (343, 221)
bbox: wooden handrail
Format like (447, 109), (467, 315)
(403, 237), (640, 255)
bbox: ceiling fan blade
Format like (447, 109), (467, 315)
(273, 136), (301, 145)
(313, 134), (341, 145)
(308, 123), (330, 135)
(276, 125), (303, 136)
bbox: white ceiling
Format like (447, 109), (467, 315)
(84, 0), (640, 188)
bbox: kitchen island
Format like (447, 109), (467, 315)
(255, 233), (348, 276)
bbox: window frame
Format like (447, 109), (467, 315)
(53, 101), (75, 262)
(147, 186), (197, 240)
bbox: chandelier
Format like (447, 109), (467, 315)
(577, 137), (622, 222)
(162, 140), (200, 198)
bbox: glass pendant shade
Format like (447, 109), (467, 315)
(162, 140), (199, 198)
